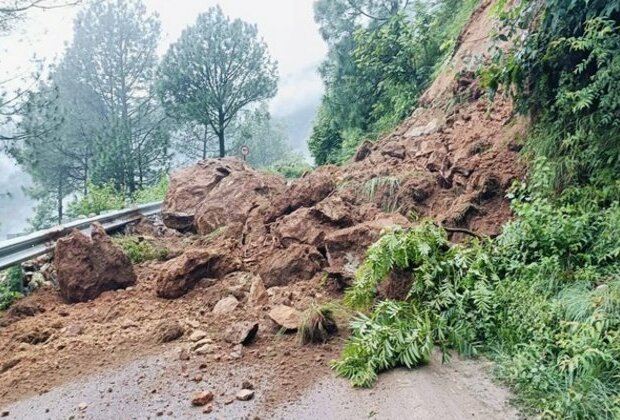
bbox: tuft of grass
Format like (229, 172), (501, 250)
(298, 303), (339, 345)
(113, 236), (169, 264)
(359, 176), (401, 213)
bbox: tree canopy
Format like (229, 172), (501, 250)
(157, 6), (278, 158)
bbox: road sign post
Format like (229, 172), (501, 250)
(240, 145), (250, 161)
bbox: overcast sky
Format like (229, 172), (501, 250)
(0, 0), (328, 238)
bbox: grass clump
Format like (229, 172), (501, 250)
(113, 236), (169, 264)
(298, 303), (338, 345)
(359, 176), (401, 213)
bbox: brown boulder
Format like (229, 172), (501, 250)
(156, 320), (184, 343)
(325, 216), (409, 278)
(195, 167), (284, 236)
(156, 240), (242, 299)
(248, 276), (268, 306)
(267, 166), (339, 222)
(272, 207), (329, 247)
(54, 223), (136, 303)
(162, 158), (248, 232)
(258, 244), (326, 287)
(312, 196), (357, 226)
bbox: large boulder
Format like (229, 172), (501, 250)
(194, 167), (284, 236)
(258, 244), (326, 287)
(156, 240), (242, 299)
(325, 215), (410, 279)
(267, 166), (339, 222)
(54, 223), (136, 303)
(271, 207), (329, 247)
(161, 158), (247, 232)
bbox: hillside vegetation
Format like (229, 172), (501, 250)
(330, 0), (620, 418)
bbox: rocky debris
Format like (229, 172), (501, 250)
(259, 244), (326, 288)
(194, 342), (217, 355)
(247, 277), (268, 307)
(312, 196), (356, 226)
(0, 358), (21, 374)
(267, 166), (338, 222)
(189, 330), (208, 342)
(381, 141), (406, 160)
(194, 165), (285, 236)
(54, 223), (136, 303)
(162, 158), (247, 232)
(156, 240), (242, 299)
(5, 300), (45, 321)
(179, 348), (190, 361)
(212, 295), (239, 314)
(156, 320), (184, 343)
(241, 380), (254, 390)
(236, 389), (255, 401)
(269, 305), (302, 330)
(78, 402), (88, 411)
(354, 141), (373, 162)
(229, 343), (243, 360)
(64, 324), (83, 337)
(224, 321), (259, 345)
(191, 390), (214, 407)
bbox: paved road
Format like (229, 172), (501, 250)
(1, 350), (519, 419)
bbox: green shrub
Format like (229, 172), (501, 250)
(267, 157), (313, 179)
(0, 266), (24, 310)
(68, 182), (126, 217)
(113, 236), (169, 264)
(132, 176), (169, 203)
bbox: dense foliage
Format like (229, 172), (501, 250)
(309, 0), (478, 164)
(335, 0), (620, 418)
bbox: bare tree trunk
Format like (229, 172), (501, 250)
(57, 179), (63, 224)
(202, 125), (208, 160)
(218, 111), (225, 158)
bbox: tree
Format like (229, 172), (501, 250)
(157, 6), (278, 158)
(62, 0), (169, 192)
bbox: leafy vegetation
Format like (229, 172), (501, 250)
(67, 177), (168, 220)
(112, 236), (169, 264)
(0, 266), (24, 311)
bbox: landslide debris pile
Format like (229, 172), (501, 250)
(158, 93), (524, 298)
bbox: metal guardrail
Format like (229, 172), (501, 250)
(0, 201), (162, 271)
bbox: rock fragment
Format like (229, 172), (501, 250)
(191, 390), (214, 406)
(268, 305), (302, 330)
